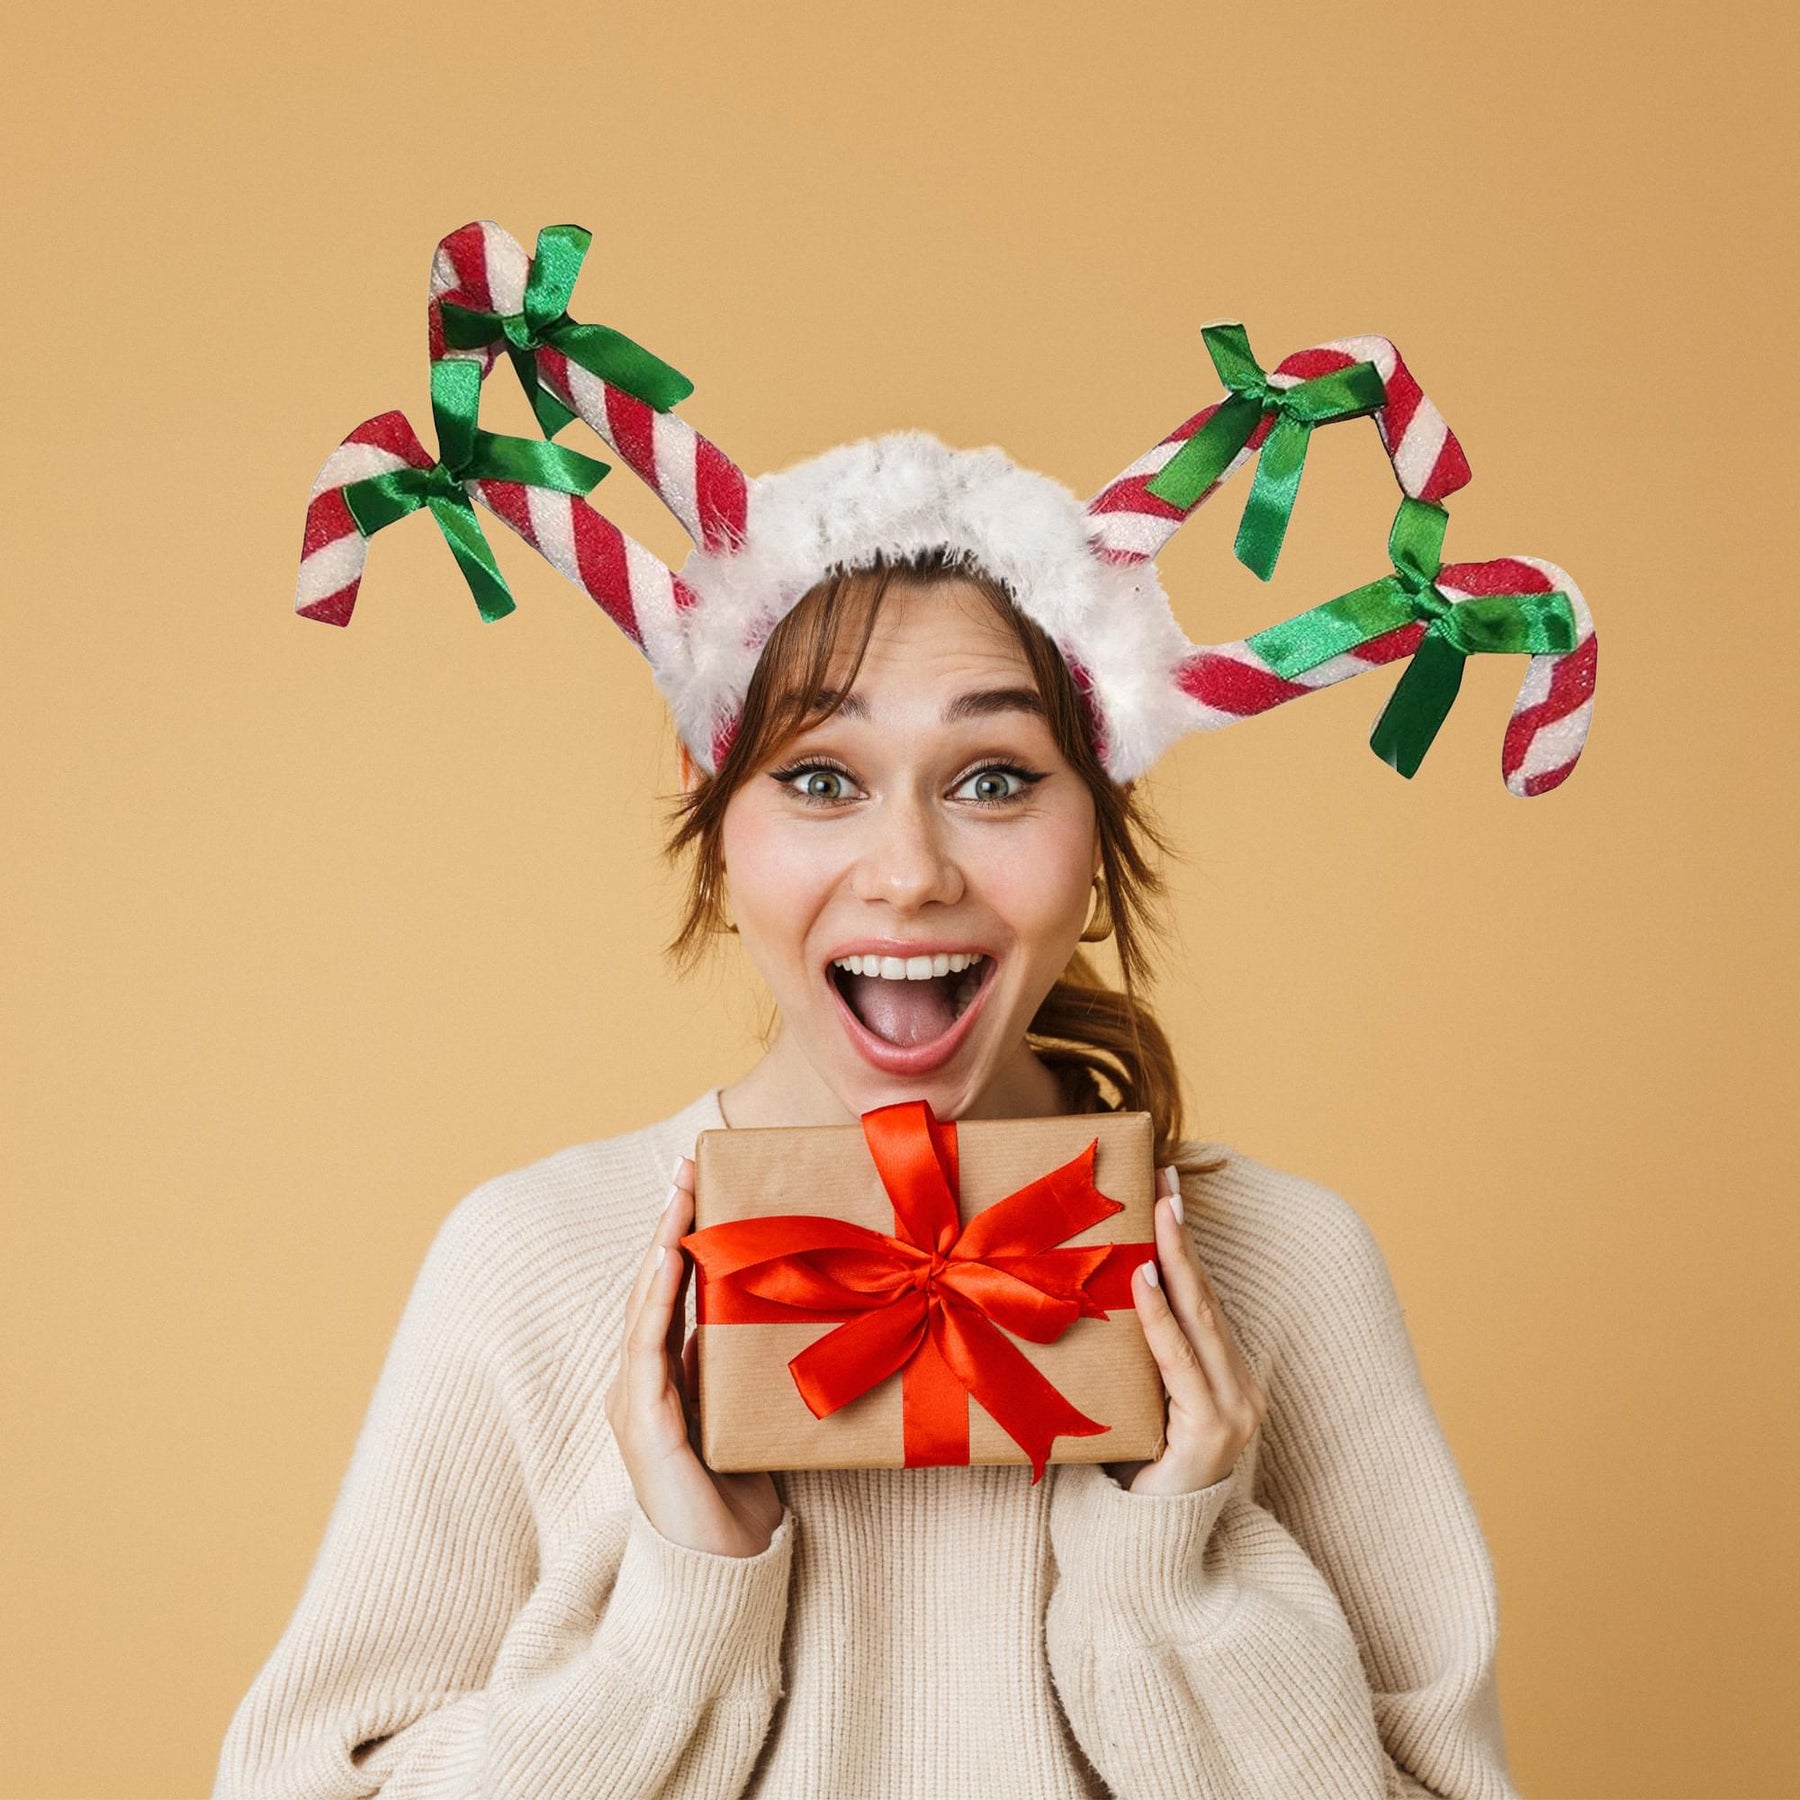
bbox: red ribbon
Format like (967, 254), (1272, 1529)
(679, 1099), (1157, 1482)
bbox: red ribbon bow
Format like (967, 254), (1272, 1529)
(680, 1098), (1156, 1482)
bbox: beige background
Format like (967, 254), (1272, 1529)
(2, 2), (1792, 1795)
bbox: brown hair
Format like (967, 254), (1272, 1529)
(660, 548), (1225, 1180)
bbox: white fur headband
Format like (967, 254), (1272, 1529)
(296, 220), (1596, 795)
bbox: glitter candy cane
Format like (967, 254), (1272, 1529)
(1086, 324), (1472, 573)
(429, 220), (748, 554)
(296, 411), (438, 629)
(294, 361), (702, 692)
(296, 218), (1595, 799)
(1169, 499), (1596, 796)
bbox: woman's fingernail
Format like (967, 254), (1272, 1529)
(663, 1183), (681, 1215)
(1162, 1168), (1184, 1224)
(671, 1156), (686, 1184)
(654, 1244), (666, 1268)
(1141, 1259), (1160, 1289)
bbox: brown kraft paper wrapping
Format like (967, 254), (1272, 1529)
(689, 1110), (1167, 1473)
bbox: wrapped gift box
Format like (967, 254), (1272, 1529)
(681, 1099), (1166, 1480)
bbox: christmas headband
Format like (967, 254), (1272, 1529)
(297, 220), (1597, 794)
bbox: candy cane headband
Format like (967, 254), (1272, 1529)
(297, 219), (1597, 795)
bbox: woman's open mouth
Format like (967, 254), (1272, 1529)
(825, 949), (998, 1077)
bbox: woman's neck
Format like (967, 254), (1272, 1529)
(718, 1031), (1069, 1129)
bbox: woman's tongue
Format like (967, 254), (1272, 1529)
(841, 972), (960, 1048)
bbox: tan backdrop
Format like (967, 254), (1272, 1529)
(3, 2), (1792, 1795)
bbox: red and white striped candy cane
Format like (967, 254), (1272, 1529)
(1445, 555), (1596, 796)
(294, 409), (702, 687)
(429, 220), (748, 554)
(1169, 555), (1596, 796)
(463, 467), (699, 684)
(295, 412), (434, 627)
(1085, 335), (1471, 565)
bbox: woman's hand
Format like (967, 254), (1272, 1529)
(1103, 1165), (1268, 1496)
(604, 1155), (784, 1557)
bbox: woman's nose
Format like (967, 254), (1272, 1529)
(850, 798), (964, 911)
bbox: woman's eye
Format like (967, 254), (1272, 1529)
(780, 766), (858, 802)
(954, 765), (1040, 803)
(772, 761), (1043, 805)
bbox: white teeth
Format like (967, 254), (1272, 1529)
(832, 951), (987, 980)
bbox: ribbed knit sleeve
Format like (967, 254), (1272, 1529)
(1043, 1172), (1520, 1800)
(213, 1177), (796, 1799)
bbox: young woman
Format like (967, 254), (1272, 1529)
(216, 549), (1522, 1798)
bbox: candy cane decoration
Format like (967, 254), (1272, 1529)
(1442, 556), (1596, 797)
(299, 218), (1596, 799)
(1086, 331), (1471, 566)
(429, 220), (748, 553)
(296, 412), (435, 628)
(293, 400), (701, 691)
(1169, 506), (1596, 796)
(465, 460), (697, 685)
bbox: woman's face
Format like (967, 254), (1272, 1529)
(713, 578), (1101, 1122)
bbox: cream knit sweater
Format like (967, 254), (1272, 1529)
(214, 1087), (1520, 1799)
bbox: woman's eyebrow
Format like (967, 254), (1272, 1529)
(799, 686), (1047, 723)
(943, 685), (1048, 722)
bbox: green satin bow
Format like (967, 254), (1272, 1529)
(437, 223), (694, 439)
(1245, 498), (1579, 778)
(337, 360), (612, 622)
(1143, 323), (1388, 580)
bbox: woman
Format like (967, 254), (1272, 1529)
(216, 547), (1521, 1798)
